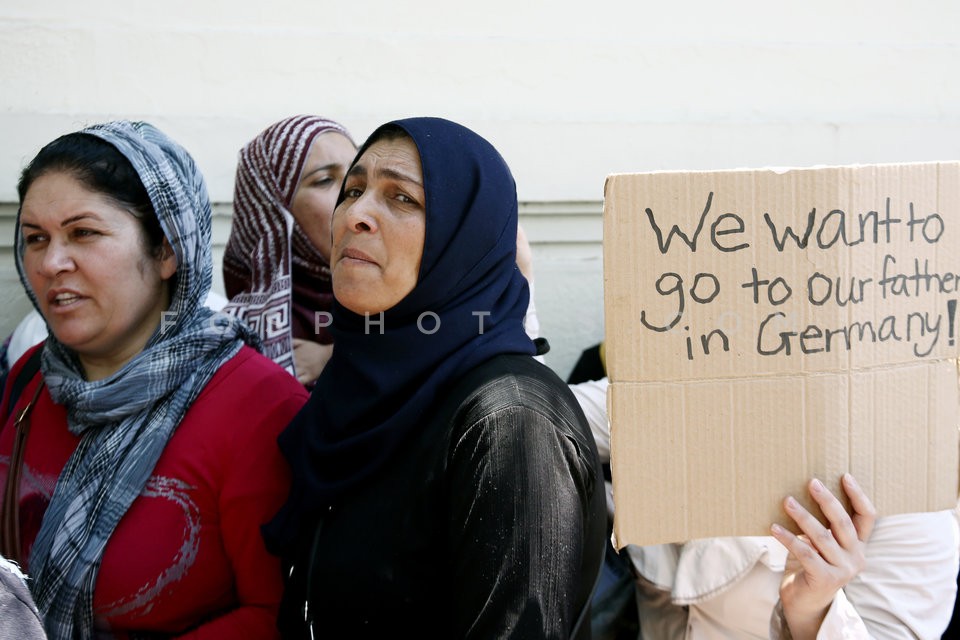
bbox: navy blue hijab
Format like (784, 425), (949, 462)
(263, 117), (536, 553)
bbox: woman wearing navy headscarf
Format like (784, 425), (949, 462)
(263, 117), (606, 639)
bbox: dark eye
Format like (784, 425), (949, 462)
(72, 228), (100, 240)
(343, 187), (363, 199)
(22, 232), (48, 246)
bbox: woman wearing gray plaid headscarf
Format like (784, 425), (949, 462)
(0, 121), (307, 638)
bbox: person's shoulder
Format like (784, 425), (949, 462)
(452, 354), (585, 429)
(446, 355), (603, 485)
(450, 352), (548, 393)
(203, 345), (308, 402)
(7, 342), (45, 381)
(1, 342), (46, 418)
(187, 346), (308, 442)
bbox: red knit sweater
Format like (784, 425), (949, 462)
(0, 345), (307, 638)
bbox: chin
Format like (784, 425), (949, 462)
(47, 322), (97, 351)
(340, 301), (376, 316)
(333, 285), (370, 315)
(49, 333), (88, 350)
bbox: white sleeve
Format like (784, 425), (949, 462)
(568, 377), (610, 464)
(6, 311), (48, 369)
(523, 281), (539, 341)
(842, 509), (959, 639)
(522, 281), (547, 364)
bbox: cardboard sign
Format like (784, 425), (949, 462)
(604, 162), (960, 547)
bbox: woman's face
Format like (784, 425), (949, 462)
(290, 132), (357, 262)
(19, 171), (177, 379)
(331, 135), (425, 315)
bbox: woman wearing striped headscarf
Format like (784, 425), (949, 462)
(0, 121), (308, 638)
(223, 116), (357, 386)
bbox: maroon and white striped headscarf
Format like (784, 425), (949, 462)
(223, 115), (354, 376)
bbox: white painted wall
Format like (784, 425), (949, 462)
(1, 0), (957, 378)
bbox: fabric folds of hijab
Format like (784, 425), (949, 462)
(14, 121), (257, 639)
(263, 117), (536, 554)
(222, 115), (354, 376)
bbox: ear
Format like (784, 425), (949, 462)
(158, 238), (178, 281)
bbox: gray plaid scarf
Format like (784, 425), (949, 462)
(14, 121), (257, 639)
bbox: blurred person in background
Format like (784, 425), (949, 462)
(222, 115), (356, 387)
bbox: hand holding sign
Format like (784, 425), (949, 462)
(771, 474), (877, 640)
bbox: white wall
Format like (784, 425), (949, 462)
(1, 0), (957, 378)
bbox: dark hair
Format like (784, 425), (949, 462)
(363, 123), (410, 147)
(17, 132), (165, 255)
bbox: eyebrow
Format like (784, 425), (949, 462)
(346, 163), (423, 188)
(301, 163), (345, 180)
(20, 213), (100, 229)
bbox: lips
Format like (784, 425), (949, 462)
(47, 289), (84, 308)
(340, 247), (377, 265)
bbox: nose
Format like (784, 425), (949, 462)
(36, 239), (76, 277)
(343, 192), (380, 234)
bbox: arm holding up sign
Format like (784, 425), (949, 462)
(770, 474), (876, 640)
